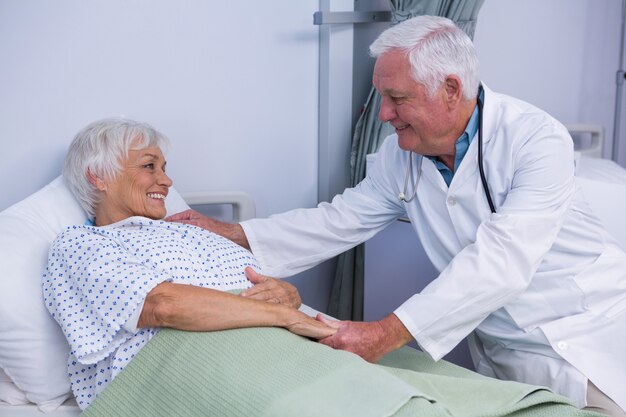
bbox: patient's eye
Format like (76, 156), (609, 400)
(143, 163), (155, 170)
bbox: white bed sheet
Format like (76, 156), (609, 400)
(576, 156), (626, 249)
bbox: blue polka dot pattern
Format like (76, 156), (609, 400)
(42, 216), (257, 409)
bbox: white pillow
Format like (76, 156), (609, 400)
(0, 175), (189, 412)
(0, 368), (29, 406)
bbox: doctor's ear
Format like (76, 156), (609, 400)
(86, 169), (107, 191)
(443, 76), (462, 106)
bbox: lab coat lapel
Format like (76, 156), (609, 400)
(417, 157), (466, 254)
(450, 139), (479, 191)
(451, 83), (498, 194)
(420, 156), (448, 192)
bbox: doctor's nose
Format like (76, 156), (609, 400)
(378, 97), (397, 122)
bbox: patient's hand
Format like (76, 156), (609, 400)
(241, 267), (302, 309)
(166, 209), (250, 249)
(316, 314), (413, 362)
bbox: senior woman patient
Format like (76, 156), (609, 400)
(42, 118), (335, 410)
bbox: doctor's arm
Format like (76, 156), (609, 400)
(395, 124), (577, 361)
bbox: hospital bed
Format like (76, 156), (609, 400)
(0, 180), (262, 416)
(1, 124), (623, 416)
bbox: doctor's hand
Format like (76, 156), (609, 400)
(316, 313), (413, 363)
(283, 309), (338, 340)
(241, 267), (302, 309)
(166, 209), (250, 249)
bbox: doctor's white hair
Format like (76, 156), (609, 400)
(63, 117), (170, 220)
(369, 15), (480, 100)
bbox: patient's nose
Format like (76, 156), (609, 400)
(160, 171), (173, 187)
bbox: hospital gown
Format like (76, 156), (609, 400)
(42, 216), (256, 409)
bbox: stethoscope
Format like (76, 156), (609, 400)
(398, 85), (496, 214)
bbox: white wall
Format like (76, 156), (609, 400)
(474, 0), (622, 162)
(0, 0), (336, 312)
(0, 0), (319, 218)
(3, 1), (623, 313)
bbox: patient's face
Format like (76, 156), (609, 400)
(97, 145), (173, 225)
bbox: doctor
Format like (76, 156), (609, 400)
(169, 15), (626, 416)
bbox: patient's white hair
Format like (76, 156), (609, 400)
(369, 15), (480, 100)
(63, 117), (170, 220)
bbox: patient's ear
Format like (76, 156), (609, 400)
(86, 169), (107, 191)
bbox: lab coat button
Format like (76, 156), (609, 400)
(557, 341), (568, 351)
(447, 197), (456, 206)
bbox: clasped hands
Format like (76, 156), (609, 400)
(243, 267), (405, 363)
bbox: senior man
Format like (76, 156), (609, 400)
(169, 15), (626, 417)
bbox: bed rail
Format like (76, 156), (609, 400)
(565, 124), (604, 158)
(180, 191), (255, 222)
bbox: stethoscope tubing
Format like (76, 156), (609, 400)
(477, 87), (496, 214)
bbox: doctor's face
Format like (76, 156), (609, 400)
(373, 50), (456, 156)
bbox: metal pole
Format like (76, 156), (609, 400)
(612, 0), (626, 162)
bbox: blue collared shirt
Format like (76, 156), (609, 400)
(427, 96), (481, 186)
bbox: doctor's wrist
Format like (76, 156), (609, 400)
(228, 223), (250, 250)
(379, 313), (413, 352)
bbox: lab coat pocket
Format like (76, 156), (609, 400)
(572, 245), (626, 318)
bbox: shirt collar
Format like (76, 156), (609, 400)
(426, 95), (481, 186)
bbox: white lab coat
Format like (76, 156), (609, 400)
(241, 84), (626, 410)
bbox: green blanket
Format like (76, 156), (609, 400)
(82, 327), (602, 417)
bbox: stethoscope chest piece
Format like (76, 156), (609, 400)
(399, 152), (422, 203)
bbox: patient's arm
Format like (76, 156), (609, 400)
(166, 209), (250, 249)
(138, 281), (333, 339)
